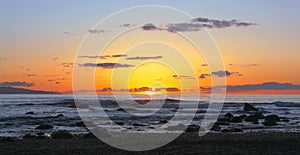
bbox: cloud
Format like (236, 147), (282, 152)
(172, 75), (195, 80)
(64, 32), (75, 36)
(120, 24), (137, 28)
(111, 54), (127, 58)
(199, 74), (210, 79)
(52, 57), (59, 61)
(25, 74), (37, 77)
(202, 82), (300, 92)
(211, 70), (242, 77)
(0, 57), (6, 61)
(60, 62), (74, 68)
(191, 17), (256, 28)
(88, 29), (106, 34)
(78, 55), (99, 59)
(126, 56), (162, 60)
(0, 81), (34, 87)
(80, 63), (134, 69)
(141, 17), (256, 33)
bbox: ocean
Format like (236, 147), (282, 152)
(0, 94), (299, 137)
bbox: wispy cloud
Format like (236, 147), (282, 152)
(88, 29), (107, 34)
(211, 70), (242, 77)
(60, 62), (74, 68)
(201, 82), (300, 92)
(64, 32), (76, 36)
(0, 81), (34, 87)
(126, 56), (162, 60)
(25, 74), (37, 77)
(172, 75), (195, 80)
(78, 55), (99, 59)
(80, 63), (134, 69)
(141, 17), (256, 33)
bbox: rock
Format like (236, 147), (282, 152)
(230, 116), (243, 123)
(282, 118), (289, 122)
(55, 114), (64, 118)
(218, 117), (231, 123)
(36, 135), (49, 139)
(159, 120), (168, 124)
(133, 123), (149, 126)
(25, 112), (35, 115)
(35, 124), (53, 130)
(222, 128), (243, 133)
(51, 131), (73, 139)
(37, 132), (45, 136)
(243, 103), (258, 111)
(263, 115), (280, 126)
(253, 120), (259, 124)
(224, 113), (234, 119)
(186, 125), (200, 132)
(23, 133), (36, 139)
(115, 121), (124, 126)
(4, 123), (12, 126)
(238, 114), (247, 119)
(265, 115), (280, 122)
(263, 121), (277, 126)
(216, 121), (230, 126)
(75, 121), (85, 127)
(244, 115), (259, 122)
(253, 111), (265, 119)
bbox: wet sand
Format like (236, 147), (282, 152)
(0, 131), (299, 155)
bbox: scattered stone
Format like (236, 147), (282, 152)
(51, 131), (73, 139)
(75, 121), (85, 127)
(25, 112), (35, 115)
(243, 103), (258, 111)
(36, 135), (49, 139)
(253, 120), (259, 124)
(224, 113), (234, 119)
(216, 121), (230, 126)
(35, 124), (54, 130)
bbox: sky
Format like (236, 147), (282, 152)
(0, 0), (300, 94)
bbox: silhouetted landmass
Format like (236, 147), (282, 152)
(0, 87), (60, 94)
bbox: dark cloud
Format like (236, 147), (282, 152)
(26, 74), (37, 77)
(88, 29), (106, 34)
(202, 82), (300, 92)
(201, 64), (208, 67)
(78, 55), (99, 59)
(64, 32), (75, 35)
(199, 74), (210, 79)
(0, 81), (34, 87)
(111, 54), (127, 58)
(0, 57), (6, 61)
(80, 63), (134, 69)
(191, 17), (256, 29)
(211, 70), (242, 77)
(120, 24), (136, 28)
(55, 81), (60, 84)
(52, 57), (59, 61)
(172, 75), (195, 80)
(129, 86), (180, 92)
(141, 17), (256, 33)
(126, 56), (162, 60)
(60, 62), (74, 68)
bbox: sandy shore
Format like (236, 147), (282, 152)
(0, 131), (299, 155)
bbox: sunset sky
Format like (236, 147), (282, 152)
(1, 0), (300, 94)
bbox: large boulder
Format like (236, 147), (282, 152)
(263, 115), (280, 126)
(243, 103), (258, 111)
(185, 125), (200, 132)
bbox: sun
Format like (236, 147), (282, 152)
(144, 91), (156, 96)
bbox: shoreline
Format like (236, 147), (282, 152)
(0, 131), (299, 154)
